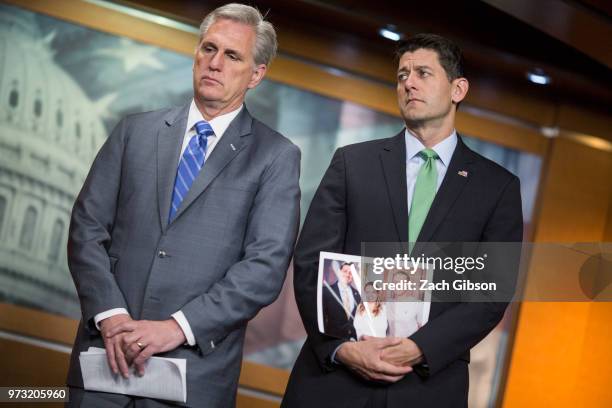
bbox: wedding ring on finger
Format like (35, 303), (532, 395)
(136, 342), (146, 349)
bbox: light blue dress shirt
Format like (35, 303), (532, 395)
(405, 129), (458, 211)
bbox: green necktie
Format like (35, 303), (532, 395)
(409, 149), (439, 250)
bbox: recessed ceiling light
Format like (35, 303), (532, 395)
(527, 69), (551, 85)
(540, 126), (559, 138)
(379, 25), (402, 42)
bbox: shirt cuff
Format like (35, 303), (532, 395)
(172, 311), (196, 346)
(330, 344), (342, 364)
(331, 340), (354, 365)
(93, 308), (129, 330)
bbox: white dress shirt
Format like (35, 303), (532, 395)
(94, 100), (244, 346)
(387, 298), (423, 337)
(179, 100), (242, 158)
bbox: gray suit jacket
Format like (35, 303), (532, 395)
(66, 103), (301, 407)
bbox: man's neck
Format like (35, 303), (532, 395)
(405, 114), (455, 148)
(194, 98), (243, 121)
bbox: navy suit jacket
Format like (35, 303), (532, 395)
(323, 281), (362, 339)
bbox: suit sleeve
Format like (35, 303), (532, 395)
(409, 175), (523, 377)
(68, 118), (130, 331)
(293, 149), (349, 372)
(180, 143), (301, 355)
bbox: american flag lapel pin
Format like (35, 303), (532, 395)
(458, 170), (468, 178)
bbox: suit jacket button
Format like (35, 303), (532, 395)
(158, 250), (167, 258)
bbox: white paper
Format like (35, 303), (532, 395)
(79, 347), (186, 403)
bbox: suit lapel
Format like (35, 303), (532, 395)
(170, 107), (253, 223)
(416, 136), (474, 244)
(380, 132), (409, 243)
(331, 282), (340, 299)
(157, 104), (189, 233)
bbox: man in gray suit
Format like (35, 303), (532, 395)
(66, 3), (300, 407)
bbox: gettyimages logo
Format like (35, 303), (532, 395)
(360, 242), (612, 302)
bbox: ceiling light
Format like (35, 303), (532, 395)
(540, 126), (559, 138)
(527, 69), (551, 85)
(379, 25), (402, 42)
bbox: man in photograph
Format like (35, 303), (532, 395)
(283, 33), (522, 407)
(66, 3), (300, 407)
(322, 262), (362, 339)
(387, 270), (424, 338)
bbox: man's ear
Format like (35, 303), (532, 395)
(248, 64), (267, 89)
(451, 77), (469, 104)
(193, 40), (202, 71)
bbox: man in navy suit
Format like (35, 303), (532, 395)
(322, 262), (362, 339)
(283, 33), (522, 408)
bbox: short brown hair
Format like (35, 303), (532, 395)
(396, 33), (465, 81)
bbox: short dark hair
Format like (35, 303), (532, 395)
(396, 33), (465, 81)
(341, 262), (353, 268)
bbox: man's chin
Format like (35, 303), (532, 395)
(197, 91), (221, 100)
(400, 107), (423, 119)
(403, 114), (427, 126)
(195, 93), (224, 106)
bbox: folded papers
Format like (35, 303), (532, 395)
(79, 347), (186, 403)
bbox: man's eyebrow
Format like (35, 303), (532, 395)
(224, 47), (244, 58)
(200, 41), (245, 58)
(398, 64), (433, 73)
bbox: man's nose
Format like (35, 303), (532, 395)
(404, 72), (417, 89)
(209, 51), (223, 70)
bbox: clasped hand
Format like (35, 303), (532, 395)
(335, 335), (424, 383)
(100, 315), (186, 378)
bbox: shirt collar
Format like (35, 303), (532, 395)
(187, 99), (243, 138)
(404, 128), (458, 167)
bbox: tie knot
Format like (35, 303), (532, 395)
(194, 120), (214, 137)
(419, 148), (438, 160)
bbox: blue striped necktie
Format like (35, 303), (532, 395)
(168, 120), (214, 222)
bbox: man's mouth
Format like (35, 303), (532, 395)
(202, 76), (221, 85)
